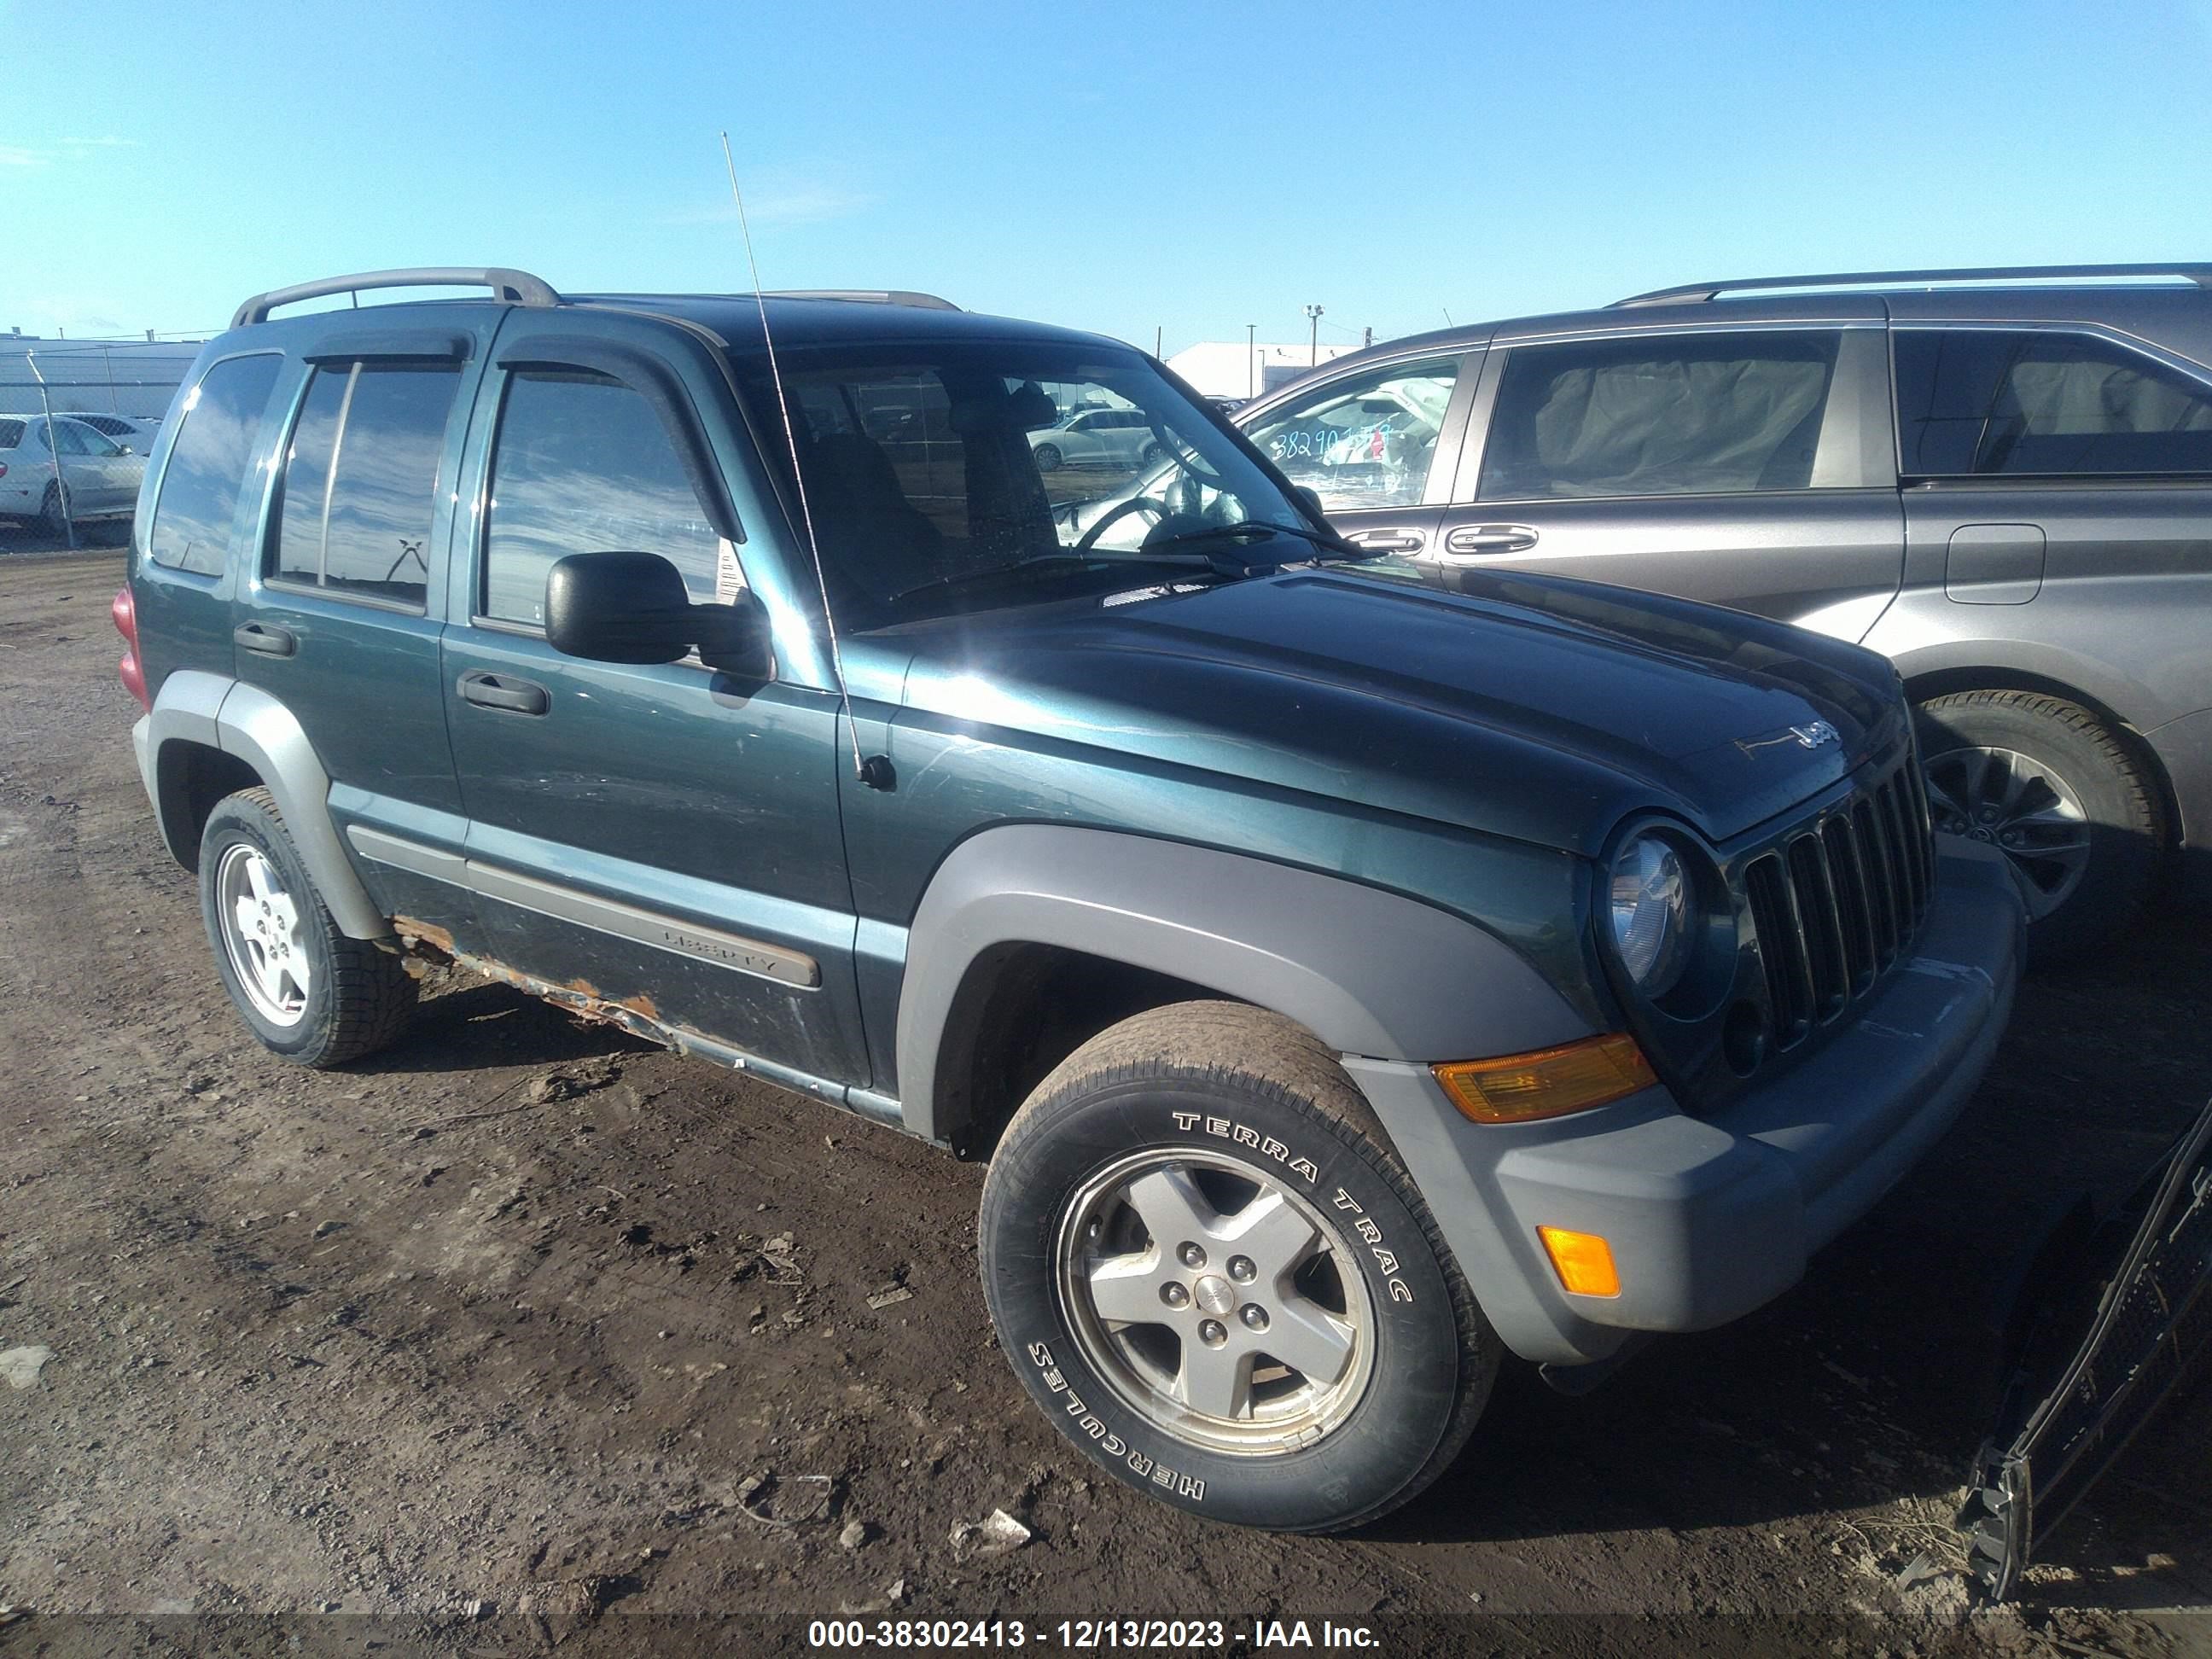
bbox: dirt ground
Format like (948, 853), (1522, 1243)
(0, 544), (2206, 1656)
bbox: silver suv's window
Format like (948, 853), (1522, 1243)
(1481, 333), (1841, 500)
(481, 370), (725, 627)
(1894, 329), (2212, 476)
(1242, 358), (1459, 512)
(270, 364), (458, 608)
(147, 353), (282, 576)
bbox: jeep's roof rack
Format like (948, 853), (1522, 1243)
(231, 266), (562, 329)
(763, 289), (961, 311)
(1613, 264), (2212, 307)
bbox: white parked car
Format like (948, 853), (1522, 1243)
(58, 410), (162, 450)
(1028, 405), (1164, 472)
(0, 413), (148, 533)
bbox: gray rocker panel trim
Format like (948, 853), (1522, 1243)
(140, 672), (390, 940)
(894, 824), (1592, 1142)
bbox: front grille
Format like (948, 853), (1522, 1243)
(1743, 751), (1935, 1051)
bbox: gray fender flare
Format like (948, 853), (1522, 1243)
(893, 824), (1592, 1143)
(138, 671), (389, 940)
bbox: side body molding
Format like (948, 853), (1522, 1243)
(894, 824), (1592, 1142)
(134, 671), (390, 940)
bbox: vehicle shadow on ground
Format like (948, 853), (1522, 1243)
(356, 975), (667, 1075)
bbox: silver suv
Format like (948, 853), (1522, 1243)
(1236, 265), (2212, 961)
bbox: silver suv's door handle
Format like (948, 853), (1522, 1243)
(1343, 528), (1426, 554)
(1444, 524), (1539, 556)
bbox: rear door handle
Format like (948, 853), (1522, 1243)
(234, 621), (297, 658)
(1343, 528), (1426, 555)
(1443, 524), (1540, 556)
(457, 670), (550, 717)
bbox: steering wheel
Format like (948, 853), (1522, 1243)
(1073, 495), (1173, 555)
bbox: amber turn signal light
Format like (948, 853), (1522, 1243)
(1538, 1226), (1622, 1298)
(1432, 1033), (1656, 1124)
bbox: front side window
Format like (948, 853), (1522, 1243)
(481, 370), (725, 627)
(147, 353), (283, 576)
(270, 363), (457, 607)
(1480, 332), (1841, 501)
(731, 341), (1309, 628)
(1895, 329), (2212, 477)
(1243, 358), (1460, 512)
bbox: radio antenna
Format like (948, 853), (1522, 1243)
(719, 131), (889, 790)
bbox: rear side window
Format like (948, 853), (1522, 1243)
(1894, 329), (2212, 476)
(0, 418), (22, 448)
(148, 354), (283, 575)
(480, 370), (725, 626)
(1480, 332), (1840, 500)
(271, 363), (460, 607)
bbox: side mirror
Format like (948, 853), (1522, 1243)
(120, 445), (137, 456)
(545, 550), (774, 679)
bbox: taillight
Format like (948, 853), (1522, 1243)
(0, 462), (9, 479)
(113, 584), (149, 712)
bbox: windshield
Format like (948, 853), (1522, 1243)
(731, 341), (1313, 626)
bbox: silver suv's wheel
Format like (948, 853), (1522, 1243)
(197, 788), (417, 1067)
(981, 1001), (1498, 1532)
(1057, 1148), (1376, 1455)
(1916, 690), (2164, 964)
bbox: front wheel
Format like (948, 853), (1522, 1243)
(979, 1001), (1496, 1532)
(1033, 442), (1064, 473)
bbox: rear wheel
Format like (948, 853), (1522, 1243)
(198, 788), (416, 1066)
(37, 482), (73, 539)
(1916, 690), (2163, 964)
(979, 1001), (1497, 1532)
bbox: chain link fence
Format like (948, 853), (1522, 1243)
(2, 335), (203, 555)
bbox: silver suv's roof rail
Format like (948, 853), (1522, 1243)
(764, 289), (961, 311)
(231, 267), (562, 329)
(1613, 264), (2212, 307)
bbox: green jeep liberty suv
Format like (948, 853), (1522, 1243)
(117, 269), (2023, 1531)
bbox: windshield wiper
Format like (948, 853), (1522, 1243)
(886, 550), (1220, 609)
(1141, 519), (1365, 562)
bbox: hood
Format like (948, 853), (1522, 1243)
(884, 563), (1906, 857)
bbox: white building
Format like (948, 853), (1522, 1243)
(0, 334), (204, 421)
(1165, 340), (1362, 403)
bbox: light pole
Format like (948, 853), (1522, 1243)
(1246, 323), (1256, 399)
(1304, 304), (1324, 367)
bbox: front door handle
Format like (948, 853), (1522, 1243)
(234, 620), (297, 658)
(1443, 524), (1540, 556)
(457, 670), (550, 717)
(1343, 528), (1426, 555)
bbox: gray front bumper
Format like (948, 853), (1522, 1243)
(1348, 836), (2023, 1367)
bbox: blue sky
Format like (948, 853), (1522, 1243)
(5, 0), (2210, 353)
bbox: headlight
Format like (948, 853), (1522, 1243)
(1609, 834), (1693, 998)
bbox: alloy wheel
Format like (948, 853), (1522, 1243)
(215, 842), (312, 1025)
(1924, 745), (2091, 921)
(1056, 1149), (1375, 1456)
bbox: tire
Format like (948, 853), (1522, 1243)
(1033, 443), (1063, 473)
(1916, 690), (2163, 965)
(1139, 440), (1165, 468)
(198, 787), (416, 1067)
(979, 1001), (1498, 1532)
(37, 482), (73, 540)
